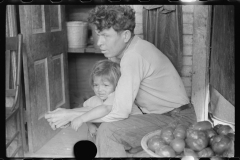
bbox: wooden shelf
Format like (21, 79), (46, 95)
(68, 46), (102, 54)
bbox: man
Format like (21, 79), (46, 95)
(88, 5), (196, 157)
(46, 5), (197, 157)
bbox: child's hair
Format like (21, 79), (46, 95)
(88, 5), (135, 34)
(89, 59), (121, 89)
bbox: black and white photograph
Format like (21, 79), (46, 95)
(5, 4), (235, 158)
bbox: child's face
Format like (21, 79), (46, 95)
(93, 76), (115, 100)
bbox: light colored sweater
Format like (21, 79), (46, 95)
(109, 35), (189, 119)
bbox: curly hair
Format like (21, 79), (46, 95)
(89, 59), (121, 90)
(88, 5), (136, 34)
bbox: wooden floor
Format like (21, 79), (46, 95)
(24, 124), (89, 158)
(23, 123), (150, 158)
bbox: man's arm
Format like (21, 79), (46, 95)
(45, 106), (98, 129)
(77, 104), (113, 123)
(105, 53), (143, 119)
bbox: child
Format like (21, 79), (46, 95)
(71, 59), (142, 140)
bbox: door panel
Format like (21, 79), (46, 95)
(34, 58), (50, 120)
(31, 5), (46, 34)
(19, 5), (69, 153)
(51, 54), (66, 109)
(49, 5), (62, 32)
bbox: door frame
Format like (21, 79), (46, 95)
(191, 5), (212, 122)
(6, 5), (29, 153)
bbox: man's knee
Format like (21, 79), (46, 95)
(97, 122), (115, 137)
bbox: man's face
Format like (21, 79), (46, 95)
(96, 27), (127, 59)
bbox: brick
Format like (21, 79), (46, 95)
(133, 5), (143, 13)
(183, 56), (193, 66)
(185, 86), (192, 98)
(183, 13), (194, 24)
(181, 65), (193, 77)
(183, 45), (193, 56)
(183, 35), (193, 45)
(183, 23), (193, 34)
(181, 77), (192, 87)
(182, 5), (194, 13)
(137, 34), (144, 39)
(135, 12), (143, 24)
(134, 23), (143, 34)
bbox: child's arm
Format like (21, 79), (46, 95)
(71, 104), (112, 130)
(71, 107), (93, 112)
(81, 104), (112, 122)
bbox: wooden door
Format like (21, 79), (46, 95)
(210, 5), (235, 106)
(19, 5), (70, 153)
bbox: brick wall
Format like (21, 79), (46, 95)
(131, 5), (194, 98)
(131, 5), (144, 39)
(182, 5), (194, 98)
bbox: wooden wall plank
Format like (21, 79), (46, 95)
(191, 5), (211, 121)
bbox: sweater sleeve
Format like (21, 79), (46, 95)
(106, 52), (143, 120)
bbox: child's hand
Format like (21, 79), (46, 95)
(71, 116), (84, 131)
(88, 124), (98, 137)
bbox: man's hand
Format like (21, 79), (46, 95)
(45, 108), (75, 129)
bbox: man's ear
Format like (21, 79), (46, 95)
(122, 30), (132, 43)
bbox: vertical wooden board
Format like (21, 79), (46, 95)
(191, 5), (210, 121)
(210, 86), (235, 123)
(210, 6), (235, 106)
(6, 51), (11, 89)
(6, 5), (18, 37)
(6, 6), (18, 90)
